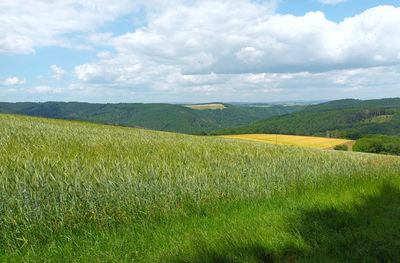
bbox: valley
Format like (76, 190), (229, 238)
(0, 102), (305, 134)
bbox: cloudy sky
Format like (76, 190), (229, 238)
(1, 0), (400, 103)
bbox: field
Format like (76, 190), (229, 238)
(184, 103), (226, 110)
(1, 113), (400, 262)
(219, 134), (354, 149)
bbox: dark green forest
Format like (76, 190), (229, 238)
(353, 134), (400, 155)
(212, 98), (400, 139)
(0, 102), (305, 134)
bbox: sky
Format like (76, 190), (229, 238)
(1, 0), (400, 103)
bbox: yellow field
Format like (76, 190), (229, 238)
(185, 103), (226, 110)
(219, 134), (355, 150)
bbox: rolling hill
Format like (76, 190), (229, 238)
(0, 102), (305, 134)
(212, 98), (400, 139)
(1, 113), (400, 262)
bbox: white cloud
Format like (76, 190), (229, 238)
(319, 0), (347, 5)
(70, 3), (400, 101)
(28, 85), (64, 95)
(6, 88), (17, 93)
(33, 85), (53, 93)
(7, 66), (400, 103)
(80, 4), (400, 77)
(0, 0), (148, 54)
(3, 1), (400, 102)
(236, 47), (265, 65)
(0, 77), (25, 86)
(1, 0), (242, 54)
(50, 65), (65, 80)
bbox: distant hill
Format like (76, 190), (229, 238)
(212, 98), (400, 139)
(0, 102), (306, 134)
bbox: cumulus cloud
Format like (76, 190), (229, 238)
(3, 0), (400, 102)
(71, 3), (400, 100)
(0, 77), (25, 86)
(0, 0), (238, 54)
(109, 4), (400, 75)
(50, 65), (65, 80)
(0, 0), (148, 54)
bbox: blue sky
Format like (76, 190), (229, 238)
(277, 0), (399, 21)
(1, 0), (400, 103)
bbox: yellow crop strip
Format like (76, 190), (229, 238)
(185, 104), (226, 110)
(219, 134), (354, 150)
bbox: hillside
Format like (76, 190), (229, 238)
(212, 98), (400, 139)
(0, 102), (305, 134)
(1, 114), (400, 262)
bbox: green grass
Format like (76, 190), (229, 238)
(1, 113), (400, 262)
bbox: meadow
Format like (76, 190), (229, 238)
(1, 113), (400, 262)
(219, 134), (354, 150)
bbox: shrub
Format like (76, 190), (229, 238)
(334, 144), (348, 151)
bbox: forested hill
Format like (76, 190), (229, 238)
(212, 98), (400, 139)
(0, 102), (305, 134)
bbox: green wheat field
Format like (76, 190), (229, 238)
(1, 113), (400, 262)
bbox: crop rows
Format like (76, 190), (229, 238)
(1, 113), (400, 251)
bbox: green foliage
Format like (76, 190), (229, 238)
(212, 98), (400, 138)
(362, 114), (393, 123)
(353, 134), (400, 155)
(334, 144), (348, 151)
(1, 114), (400, 262)
(0, 102), (305, 134)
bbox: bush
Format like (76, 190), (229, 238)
(334, 144), (348, 151)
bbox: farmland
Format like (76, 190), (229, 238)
(1, 113), (400, 262)
(219, 134), (354, 150)
(184, 103), (226, 110)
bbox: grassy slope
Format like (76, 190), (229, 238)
(1, 114), (400, 262)
(0, 102), (305, 134)
(212, 98), (400, 138)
